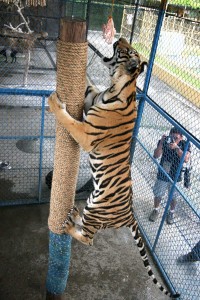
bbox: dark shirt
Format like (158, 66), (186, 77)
(157, 139), (191, 182)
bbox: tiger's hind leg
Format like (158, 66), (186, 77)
(63, 214), (94, 246)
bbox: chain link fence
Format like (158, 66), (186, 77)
(0, 91), (91, 205)
(132, 99), (200, 300)
(121, 4), (200, 137)
(122, 2), (199, 299)
(0, 0), (199, 299)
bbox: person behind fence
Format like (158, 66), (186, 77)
(149, 127), (191, 225)
(178, 240), (200, 262)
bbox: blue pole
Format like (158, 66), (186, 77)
(143, 0), (167, 95)
(0, 87), (53, 96)
(136, 136), (199, 218)
(38, 95), (46, 203)
(130, 95), (145, 164)
(145, 96), (200, 149)
(152, 139), (191, 251)
(46, 231), (72, 295)
(130, 0), (167, 162)
(129, 0), (140, 44)
(137, 219), (178, 296)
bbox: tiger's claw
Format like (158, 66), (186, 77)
(70, 205), (80, 217)
(48, 92), (66, 113)
(63, 215), (75, 231)
(68, 206), (82, 226)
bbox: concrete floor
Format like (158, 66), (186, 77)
(0, 200), (169, 300)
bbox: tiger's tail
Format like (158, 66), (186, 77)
(128, 221), (180, 298)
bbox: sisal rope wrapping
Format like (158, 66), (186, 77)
(48, 40), (88, 234)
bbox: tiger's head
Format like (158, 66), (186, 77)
(102, 37), (147, 80)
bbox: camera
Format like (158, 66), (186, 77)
(182, 162), (192, 189)
(184, 168), (191, 188)
(182, 161), (192, 189)
(165, 135), (175, 144)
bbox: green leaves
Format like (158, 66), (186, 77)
(169, 0), (200, 9)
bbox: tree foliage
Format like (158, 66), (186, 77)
(169, 0), (200, 9)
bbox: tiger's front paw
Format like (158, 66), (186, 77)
(62, 215), (74, 234)
(48, 92), (66, 114)
(69, 206), (83, 226)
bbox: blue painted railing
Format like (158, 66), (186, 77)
(0, 88), (53, 206)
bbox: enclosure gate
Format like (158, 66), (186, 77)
(0, 0), (200, 299)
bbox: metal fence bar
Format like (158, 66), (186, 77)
(145, 96), (200, 148)
(135, 137), (199, 219)
(0, 89), (54, 206)
(130, 96), (145, 162)
(142, 0), (167, 95)
(152, 139), (191, 251)
(38, 95), (46, 203)
(130, 0), (167, 161)
(0, 199), (49, 207)
(88, 42), (103, 58)
(0, 136), (55, 140)
(135, 215), (178, 296)
(129, 0), (140, 44)
(0, 88), (53, 96)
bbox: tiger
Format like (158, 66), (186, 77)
(48, 37), (180, 299)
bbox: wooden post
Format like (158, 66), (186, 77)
(59, 18), (86, 42)
(48, 18), (87, 234)
(46, 19), (87, 299)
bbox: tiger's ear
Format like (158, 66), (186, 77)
(139, 61), (148, 74)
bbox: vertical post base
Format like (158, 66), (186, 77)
(46, 231), (72, 296)
(46, 290), (66, 300)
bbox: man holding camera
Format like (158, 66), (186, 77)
(149, 127), (191, 224)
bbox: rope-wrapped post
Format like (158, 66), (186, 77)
(46, 18), (87, 299)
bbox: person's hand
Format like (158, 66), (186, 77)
(154, 134), (166, 158)
(160, 134), (167, 145)
(168, 142), (178, 150)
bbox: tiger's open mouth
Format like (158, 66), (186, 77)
(102, 38), (137, 66)
(101, 37), (147, 76)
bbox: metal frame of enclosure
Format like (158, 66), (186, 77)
(0, 1), (199, 299)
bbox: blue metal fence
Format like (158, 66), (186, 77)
(129, 2), (200, 298)
(0, 0), (199, 299)
(132, 99), (200, 299)
(0, 89), (52, 206)
(0, 88), (91, 206)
